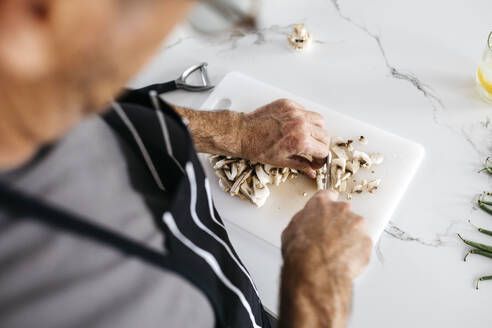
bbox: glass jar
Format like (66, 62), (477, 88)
(477, 32), (492, 103)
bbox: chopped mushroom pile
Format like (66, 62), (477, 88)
(322, 136), (384, 200)
(210, 136), (383, 206)
(209, 155), (298, 207)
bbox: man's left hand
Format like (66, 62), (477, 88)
(238, 99), (330, 178)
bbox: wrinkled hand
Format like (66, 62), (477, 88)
(282, 189), (372, 279)
(238, 99), (330, 178)
(279, 190), (372, 328)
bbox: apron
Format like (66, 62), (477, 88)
(0, 84), (271, 328)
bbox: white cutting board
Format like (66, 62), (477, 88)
(199, 72), (424, 248)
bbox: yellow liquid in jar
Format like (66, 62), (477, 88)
(477, 63), (492, 103)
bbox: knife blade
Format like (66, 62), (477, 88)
(325, 151), (332, 190)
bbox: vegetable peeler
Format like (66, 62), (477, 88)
(163, 62), (215, 92)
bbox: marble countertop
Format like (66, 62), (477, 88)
(131, 1), (492, 327)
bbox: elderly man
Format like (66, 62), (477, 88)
(0, 1), (372, 328)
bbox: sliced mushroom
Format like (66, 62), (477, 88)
(346, 160), (360, 175)
(255, 164), (272, 186)
(331, 146), (349, 160)
(367, 179), (381, 193)
(263, 164), (274, 173)
(341, 172), (352, 181)
(210, 155), (300, 206)
(339, 180), (347, 193)
(370, 153), (384, 166)
(214, 158), (236, 170)
(316, 164), (327, 191)
(251, 176), (270, 207)
(346, 140), (354, 152)
(209, 154), (221, 162)
(271, 168), (283, 186)
(216, 169), (233, 192)
(211, 133), (383, 207)
(224, 163), (238, 181)
(280, 167), (291, 183)
(229, 168), (252, 195)
(332, 136), (349, 148)
(353, 150), (372, 168)
(352, 183), (364, 194)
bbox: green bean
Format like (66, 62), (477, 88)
(463, 249), (492, 261)
(468, 220), (492, 237)
(476, 275), (492, 290)
(478, 157), (492, 174)
(478, 193), (492, 206)
(477, 194), (492, 215)
(479, 202), (492, 216)
(457, 234), (492, 253)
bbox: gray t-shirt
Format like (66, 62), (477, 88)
(0, 116), (215, 328)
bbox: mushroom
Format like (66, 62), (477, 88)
(213, 158), (236, 169)
(339, 180), (347, 193)
(352, 181), (365, 194)
(271, 168), (283, 186)
(353, 150), (372, 168)
(370, 153), (384, 166)
(331, 146), (349, 161)
(367, 179), (381, 193)
(346, 160), (360, 175)
(211, 133), (384, 206)
(332, 137), (349, 148)
(331, 158), (346, 189)
(255, 164), (272, 186)
(287, 24), (312, 52)
(210, 155), (298, 207)
(224, 162), (238, 181)
(280, 167), (291, 183)
(216, 169), (232, 192)
(243, 176), (270, 207)
(316, 164), (327, 191)
(358, 136), (368, 145)
(229, 168), (253, 196)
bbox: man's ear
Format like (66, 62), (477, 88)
(0, 0), (53, 79)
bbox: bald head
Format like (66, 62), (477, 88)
(0, 0), (194, 169)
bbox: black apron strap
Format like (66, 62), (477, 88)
(117, 81), (177, 105)
(0, 182), (222, 327)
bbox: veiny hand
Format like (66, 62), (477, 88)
(279, 190), (372, 328)
(282, 189), (372, 279)
(238, 99), (330, 178)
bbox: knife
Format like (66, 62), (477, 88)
(325, 151), (332, 190)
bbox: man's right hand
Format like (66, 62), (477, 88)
(278, 190), (372, 328)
